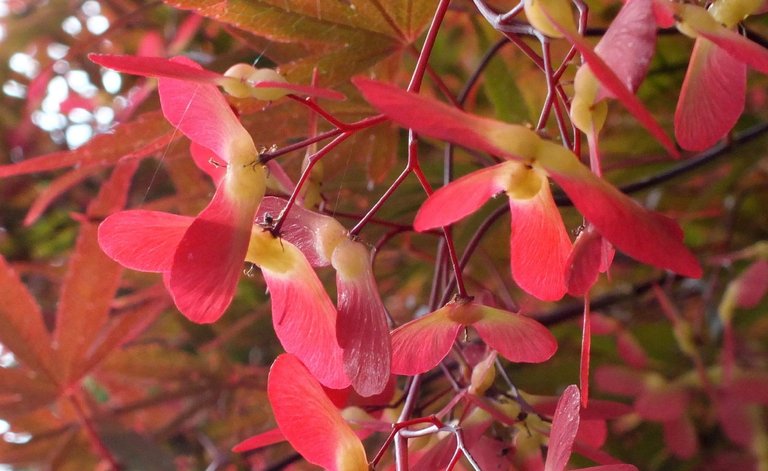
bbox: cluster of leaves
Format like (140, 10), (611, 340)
(1, 0), (768, 469)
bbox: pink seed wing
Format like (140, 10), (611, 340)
(507, 180), (571, 301)
(697, 23), (768, 75)
(353, 77), (531, 159)
(565, 227), (606, 297)
(232, 428), (285, 453)
(537, 147), (701, 278)
(267, 354), (367, 470)
(545, 384), (581, 471)
(390, 307), (461, 376)
(675, 38), (746, 151)
(540, 8), (679, 157)
(89, 54), (222, 82)
(472, 305), (558, 363)
(98, 210), (192, 273)
(256, 196), (346, 267)
(260, 241), (349, 389)
(168, 185), (255, 324)
(189, 142), (226, 185)
(158, 57), (254, 165)
(414, 163), (509, 232)
(333, 241), (392, 397)
(594, 0), (657, 98)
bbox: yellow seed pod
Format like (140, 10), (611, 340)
(248, 68), (290, 101)
(504, 163), (544, 200)
(524, 0), (577, 38)
(245, 229), (296, 274)
(708, 0), (762, 28)
(222, 64), (290, 101)
(674, 4), (721, 38)
(570, 66), (608, 135)
(222, 63), (259, 98)
(469, 352), (497, 396)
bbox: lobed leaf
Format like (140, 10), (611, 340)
(0, 257), (55, 380)
(0, 111), (172, 178)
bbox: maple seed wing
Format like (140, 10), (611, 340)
(414, 163), (510, 231)
(333, 239), (392, 397)
(232, 428), (285, 453)
(353, 78), (521, 159)
(267, 354), (367, 471)
(471, 305), (558, 363)
(593, 0), (657, 98)
(249, 232), (349, 389)
(537, 146), (702, 278)
(169, 187), (256, 324)
(507, 179), (571, 301)
(390, 307), (462, 376)
(88, 53), (222, 83)
(158, 56), (255, 166)
(98, 210), (192, 273)
(674, 38), (747, 151)
(538, 5), (679, 158)
(695, 21), (768, 75)
(544, 385), (581, 471)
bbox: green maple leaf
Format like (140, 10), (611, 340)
(164, 0), (438, 83)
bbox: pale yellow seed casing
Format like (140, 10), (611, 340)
(316, 218), (348, 264)
(708, 0), (763, 28)
(486, 122), (541, 161)
(570, 65), (608, 134)
(224, 166), (266, 210)
(222, 130), (266, 205)
(501, 162), (544, 200)
(222, 64), (290, 101)
(524, 0), (577, 39)
(245, 229), (297, 274)
(248, 69), (289, 101)
(674, 3), (721, 38)
(335, 438), (369, 471)
(469, 352), (497, 396)
(331, 238), (369, 281)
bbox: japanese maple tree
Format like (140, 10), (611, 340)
(0, 0), (767, 469)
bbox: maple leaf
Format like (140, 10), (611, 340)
(160, 0), (438, 84)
